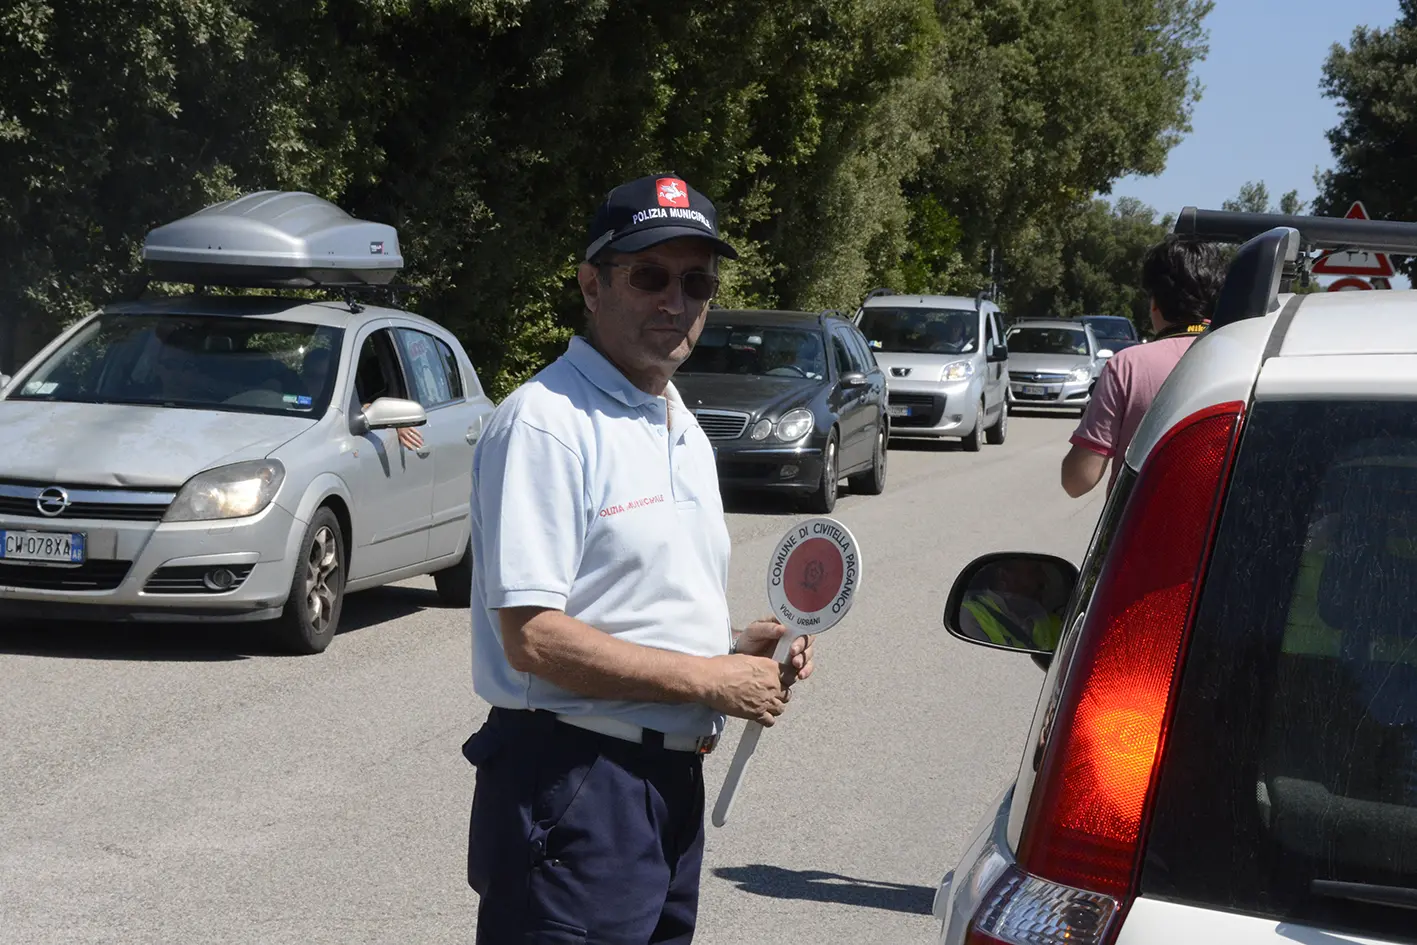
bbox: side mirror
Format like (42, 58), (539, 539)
(0, 374), (10, 392)
(1097, 348), (1114, 359)
(360, 397), (428, 433)
(840, 371), (868, 387)
(987, 345), (1009, 363)
(943, 552), (1078, 656)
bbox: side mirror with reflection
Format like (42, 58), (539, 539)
(986, 344), (1008, 363)
(943, 552), (1078, 658)
(840, 371), (868, 387)
(360, 397), (428, 434)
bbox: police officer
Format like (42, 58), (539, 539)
(462, 173), (817, 944)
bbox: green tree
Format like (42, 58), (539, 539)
(1222, 180), (1306, 214)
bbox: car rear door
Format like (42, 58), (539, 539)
(829, 327), (871, 469)
(1128, 397), (1417, 945)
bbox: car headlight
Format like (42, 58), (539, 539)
(940, 361), (974, 381)
(164, 460), (286, 522)
(749, 418), (773, 440)
(1067, 368), (1092, 383)
(775, 408), (814, 442)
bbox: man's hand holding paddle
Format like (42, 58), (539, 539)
(705, 619), (817, 726)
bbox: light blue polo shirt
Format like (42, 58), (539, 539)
(469, 335), (733, 738)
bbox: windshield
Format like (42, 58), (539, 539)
(9, 313), (343, 416)
(1084, 317), (1137, 342)
(680, 323), (827, 379)
(1142, 400), (1417, 942)
(1006, 327), (1090, 356)
(857, 308), (978, 355)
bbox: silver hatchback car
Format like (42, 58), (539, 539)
(1004, 318), (1109, 414)
(0, 192), (495, 653)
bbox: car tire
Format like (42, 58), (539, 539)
(807, 431), (839, 514)
(434, 538), (473, 608)
(961, 400), (984, 452)
(848, 420), (887, 496)
(272, 507), (346, 655)
(985, 400), (1008, 445)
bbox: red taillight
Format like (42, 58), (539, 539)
(967, 401), (1243, 945)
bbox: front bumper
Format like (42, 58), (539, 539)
(884, 378), (980, 439)
(1007, 374), (1093, 408)
(712, 442), (825, 491)
(0, 501), (300, 623)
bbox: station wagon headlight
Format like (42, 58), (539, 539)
(1067, 368), (1092, 383)
(165, 460), (286, 522)
(940, 360), (974, 381)
(775, 409), (814, 442)
(750, 418), (773, 440)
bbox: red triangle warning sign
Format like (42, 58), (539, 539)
(1311, 201), (1397, 277)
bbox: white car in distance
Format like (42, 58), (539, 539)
(0, 191), (494, 653)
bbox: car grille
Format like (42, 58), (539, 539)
(0, 482), (174, 522)
(888, 392), (946, 428)
(144, 565), (255, 595)
(694, 409), (751, 440)
(0, 560), (132, 591)
(1009, 371), (1070, 384)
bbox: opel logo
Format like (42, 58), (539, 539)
(37, 487), (70, 518)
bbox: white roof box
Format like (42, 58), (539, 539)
(141, 191), (404, 288)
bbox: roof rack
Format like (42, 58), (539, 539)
(141, 191), (404, 290)
(1173, 206), (1417, 332)
(1174, 206), (1417, 256)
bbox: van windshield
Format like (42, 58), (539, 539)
(1142, 399), (1417, 942)
(857, 308), (977, 355)
(8, 313), (342, 417)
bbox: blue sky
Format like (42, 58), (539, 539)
(1110, 0), (1403, 218)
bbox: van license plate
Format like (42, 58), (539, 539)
(888, 405), (911, 417)
(0, 530), (86, 564)
(1022, 385), (1046, 396)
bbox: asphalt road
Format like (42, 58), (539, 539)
(0, 410), (1105, 945)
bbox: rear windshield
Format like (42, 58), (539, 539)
(1142, 399), (1417, 942)
(857, 307), (978, 355)
(9, 313), (342, 417)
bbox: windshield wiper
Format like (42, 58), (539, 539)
(1311, 879), (1417, 910)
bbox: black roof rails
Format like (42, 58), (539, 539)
(1205, 226), (1302, 331)
(1174, 206), (1417, 256)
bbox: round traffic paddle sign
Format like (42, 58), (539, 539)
(766, 517), (862, 633)
(713, 517), (863, 829)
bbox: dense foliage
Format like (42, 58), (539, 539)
(0, 0), (1214, 395)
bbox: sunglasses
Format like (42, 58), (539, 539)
(602, 263), (720, 302)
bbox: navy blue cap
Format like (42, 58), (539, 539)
(585, 174), (739, 262)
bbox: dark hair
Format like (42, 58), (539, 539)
(1140, 235), (1227, 326)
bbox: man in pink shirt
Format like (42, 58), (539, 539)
(1061, 236), (1226, 498)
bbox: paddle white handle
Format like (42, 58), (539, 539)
(711, 633), (796, 827)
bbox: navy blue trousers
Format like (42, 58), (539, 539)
(463, 708), (706, 944)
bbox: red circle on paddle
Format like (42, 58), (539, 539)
(782, 538), (845, 613)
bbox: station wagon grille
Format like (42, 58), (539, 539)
(1009, 371), (1069, 384)
(694, 409), (751, 440)
(0, 482), (174, 522)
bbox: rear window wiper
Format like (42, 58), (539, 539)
(1311, 880), (1417, 911)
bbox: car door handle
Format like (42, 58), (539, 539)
(466, 416), (485, 444)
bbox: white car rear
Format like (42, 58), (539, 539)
(935, 209), (1417, 945)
